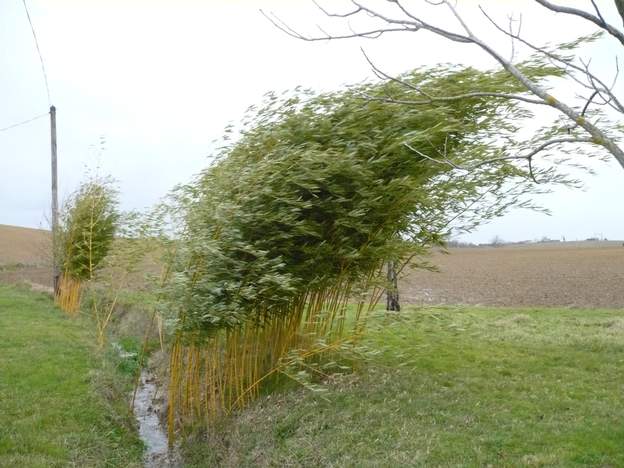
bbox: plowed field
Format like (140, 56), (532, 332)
(402, 242), (624, 308)
(0, 224), (51, 287)
(1, 225), (623, 308)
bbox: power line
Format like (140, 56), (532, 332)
(0, 112), (48, 133)
(21, 0), (51, 105)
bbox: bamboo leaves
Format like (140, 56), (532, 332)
(167, 63), (559, 334)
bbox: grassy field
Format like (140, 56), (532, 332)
(184, 306), (624, 467)
(0, 285), (143, 467)
(2, 226), (624, 466)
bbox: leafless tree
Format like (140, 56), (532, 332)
(262, 1), (624, 173)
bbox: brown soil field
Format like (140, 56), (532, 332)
(0, 224), (50, 265)
(0, 224), (52, 287)
(401, 241), (624, 308)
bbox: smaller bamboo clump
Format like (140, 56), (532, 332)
(55, 178), (118, 316)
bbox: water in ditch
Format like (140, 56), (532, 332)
(133, 370), (179, 467)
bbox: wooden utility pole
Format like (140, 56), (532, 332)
(50, 105), (59, 295)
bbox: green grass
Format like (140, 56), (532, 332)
(0, 285), (143, 467)
(183, 306), (624, 467)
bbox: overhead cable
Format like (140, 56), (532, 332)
(21, 0), (52, 105)
(0, 112), (48, 133)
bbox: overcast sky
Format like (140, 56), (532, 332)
(1, 0), (622, 243)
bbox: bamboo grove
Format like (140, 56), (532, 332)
(163, 62), (561, 437)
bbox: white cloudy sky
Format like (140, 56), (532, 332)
(1, 0), (622, 243)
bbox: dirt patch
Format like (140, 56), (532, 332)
(401, 242), (624, 308)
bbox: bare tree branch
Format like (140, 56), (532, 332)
(581, 90), (600, 117)
(405, 137), (595, 173)
(360, 90), (548, 106)
(534, 0), (624, 46)
(617, 0), (624, 26)
(479, 6), (624, 115)
(360, 48), (548, 105)
(590, 0), (607, 26)
(260, 9), (414, 41)
(359, 0), (474, 43)
(438, 2), (624, 167)
(312, 0), (361, 18)
(263, 0), (624, 169)
(521, 137), (595, 161)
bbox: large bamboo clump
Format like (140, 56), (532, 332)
(164, 65), (547, 439)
